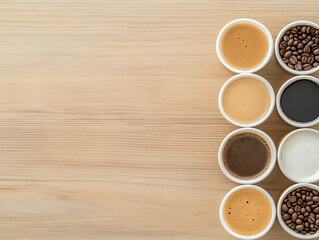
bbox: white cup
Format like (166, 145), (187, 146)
(275, 21), (319, 75)
(220, 185), (276, 240)
(277, 128), (319, 183)
(218, 128), (276, 184)
(277, 183), (319, 239)
(218, 73), (275, 128)
(216, 18), (273, 73)
(276, 75), (319, 128)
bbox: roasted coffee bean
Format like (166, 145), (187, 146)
(302, 56), (308, 64)
(292, 213), (298, 222)
(308, 201), (314, 206)
(305, 222), (310, 228)
(295, 62), (303, 70)
(296, 219), (303, 225)
(308, 216), (316, 224)
(314, 207), (319, 214)
(304, 64), (312, 70)
(279, 25), (319, 70)
(284, 51), (292, 58)
(306, 196), (312, 201)
(283, 213), (290, 221)
(288, 39), (294, 46)
(301, 207), (306, 214)
(307, 206), (312, 212)
(289, 56), (298, 65)
(316, 219), (319, 226)
(296, 225), (304, 231)
(286, 219), (292, 224)
(288, 208), (294, 214)
(308, 56), (315, 64)
(295, 205), (301, 212)
(282, 204), (288, 212)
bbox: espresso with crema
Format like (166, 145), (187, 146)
(222, 76), (271, 125)
(223, 132), (271, 180)
(220, 22), (269, 70)
(223, 188), (272, 236)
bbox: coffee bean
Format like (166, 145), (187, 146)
(301, 26), (307, 33)
(295, 62), (303, 70)
(284, 51), (292, 58)
(282, 204), (288, 212)
(307, 196), (312, 201)
(299, 214), (304, 220)
(309, 216), (316, 224)
(314, 207), (319, 214)
(288, 208), (294, 214)
(302, 56), (308, 64)
(304, 45), (311, 53)
(293, 51), (299, 55)
(292, 212), (298, 222)
(315, 56), (319, 61)
(313, 62), (319, 67)
(305, 222), (310, 228)
(288, 63), (294, 69)
(289, 56), (298, 65)
(307, 206), (312, 212)
(308, 56), (315, 64)
(293, 40), (299, 46)
(314, 49), (319, 55)
(304, 64), (312, 70)
(302, 39), (308, 44)
(288, 39), (294, 46)
(280, 49), (286, 56)
(283, 213), (290, 221)
(307, 40), (314, 46)
(295, 205), (301, 212)
(297, 43), (304, 49)
(296, 219), (303, 225)
(316, 219), (319, 226)
(286, 219), (292, 224)
(296, 225), (304, 231)
(284, 35), (289, 41)
(301, 207), (306, 213)
(305, 212), (310, 217)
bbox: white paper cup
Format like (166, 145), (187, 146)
(216, 18), (273, 73)
(277, 183), (319, 239)
(220, 185), (276, 240)
(219, 73), (275, 128)
(218, 128), (276, 184)
(275, 21), (319, 75)
(277, 128), (319, 183)
(276, 75), (319, 128)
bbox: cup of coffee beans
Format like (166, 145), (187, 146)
(277, 183), (319, 239)
(275, 21), (319, 75)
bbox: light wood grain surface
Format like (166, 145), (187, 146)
(0, 0), (319, 239)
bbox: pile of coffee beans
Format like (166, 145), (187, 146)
(281, 187), (319, 235)
(279, 25), (319, 71)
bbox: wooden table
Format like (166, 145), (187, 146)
(0, 0), (318, 239)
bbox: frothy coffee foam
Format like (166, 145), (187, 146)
(280, 131), (319, 182)
(223, 188), (272, 236)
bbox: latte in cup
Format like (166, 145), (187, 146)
(219, 74), (275, 127)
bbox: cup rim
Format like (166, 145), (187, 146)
(218, 127), (277, 185)
(274, 20), (319, 75)
(277, 128), (319, 183)
(219, 73), (275, 127)
(220, 185), (276, 240)
(277, 183), (319, 239)
(276, 75), (319, 127)
(216, 18), (273, 73)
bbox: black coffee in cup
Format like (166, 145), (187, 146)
(280, 79), (319, 123)
(223, 132), (271, 179)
